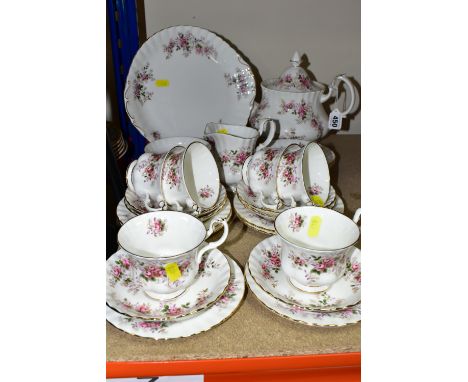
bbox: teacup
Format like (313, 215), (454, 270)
(161, 142), (220, 214)
(144, 137), (209, 154)
(126, 153), (168, 209)
(204, 119), (276, 191)
(274, 206), (361, 292)
(241, 146), (290, 210)
(277, 142), (330, 207)
(117, 211), (229, 300)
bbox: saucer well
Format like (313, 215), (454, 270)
(245, 263), (360, 327)
(107, 247), (230, 321)
(106, 255), (245, 340)
(248, 236), (361, 311)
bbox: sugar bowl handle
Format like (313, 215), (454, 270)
(321, 74), (356, 118)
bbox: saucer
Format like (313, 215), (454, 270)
(233, 195), (275, 235)
(245, 264), (360, 327)
(107, 247), (230, 321)
(248, 236), (361, 311)
(117, 197), (232, 238)
(106, 255), (245, 340)
(125, 185), (227, 217)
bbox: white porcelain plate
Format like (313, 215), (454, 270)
(233, 195), (275, 235)
(117, 197), (232, 238)
(124, 25), (255, 141)
(106, 255), (245, 340)
(246, 264), (360, 327)
(248, 236), (361, 311)
(107, 247), (230, 320)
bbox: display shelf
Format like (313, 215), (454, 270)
(106, 135), (361, 380)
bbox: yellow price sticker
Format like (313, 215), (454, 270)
(164, 262), (182, 282)
(311, 195), (324, 207)
(155, 79), (170, 87)
(216, 128), (229, 134)
(307, 216), (322, 237)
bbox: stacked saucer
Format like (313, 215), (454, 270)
(106, 211), (245, 340)
(245, 206), (361, 327)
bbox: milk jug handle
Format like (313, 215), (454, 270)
(256, 118), (276, 150)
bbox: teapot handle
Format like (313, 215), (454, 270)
(256, 118), (276, 151)
(320, 74), (356, 118)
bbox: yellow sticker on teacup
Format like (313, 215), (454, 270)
(311, 195), (324, 207)
(165, 262), (181, 282)
(307, 216), (322, 237)
(155, 79), (170, 87)
(216, 128), (229, 134)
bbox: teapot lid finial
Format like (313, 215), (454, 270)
(290, 51), (301, 67)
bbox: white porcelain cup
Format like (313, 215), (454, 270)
(144, 137), (209, 154)
(117, 211), (229, 300)
(241, 146), (289, 210)
(275, 206), (361, 292)
(277, 142), (330, 207)
(204, 119), (276, 191)
(161, 142), (220, 214)
(126, 153), (168, 210)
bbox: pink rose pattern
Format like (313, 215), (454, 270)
(260, 244), (282, 283)
(163, 152), (182, 189)
(132, 63), (155, 104)
(252, 148), (279, 183)
(279, 151), (299, 186)
(287, 304), (361, 320)
(307, 183), (323, 196)
(278, 100), (323, 136)
(288, 212), (305, 232)
(137, 154), (163, 182)
(219, 149), (251, 174)
(249, 97), (269, 127)
(287, 251), (347, 282)
(224, 67), (254, 99)
(147, 217), (167, 237)
(130, 320), (168, 333)
(277, 73), (312, 91)
(345, 259), (361, 293)
(163, 32), (217, 59)
(215, 281), (238, 306)
(140, 259), (191, 283)
(199, 185), (215, 199)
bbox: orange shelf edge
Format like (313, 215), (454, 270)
(106, 351), (361, 379)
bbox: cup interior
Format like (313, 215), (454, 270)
(183, 142), (220, 208)
(118, 211), (206, 258)
(205, 122), (258, 139)
(275, 207), (359, 251)
(302, 143), (330, 204)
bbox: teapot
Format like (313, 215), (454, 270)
(249, 52), (356, 141)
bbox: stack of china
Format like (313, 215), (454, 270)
(233, 141), (345, 235)
(106, 211), (246, 340)
(245, 206), (361, 327)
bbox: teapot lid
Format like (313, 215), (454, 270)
(270, 52), (321, 92)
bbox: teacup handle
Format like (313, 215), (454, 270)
(196, 219), (229, 264)
(143, 193), (166, 212)
(256, 118), (276, 151)
(352, 208), (361, 224)
(125, 160), (138, 192)
(320, 74), (356, 118)
(259, 191), (282, 210)
(241, 156), (253, 186)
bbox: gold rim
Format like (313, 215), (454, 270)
(106, 256), (247, 341)
(236, 189), (281, 218)
(233, 203), (275, 235)
(107, 253), (234, 322)
(245, 265), (360, 327)
(247, 248), (361, 312)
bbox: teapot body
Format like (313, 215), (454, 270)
(250, 81), (329, 141)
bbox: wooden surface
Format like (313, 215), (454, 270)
(106, 134), (361, 377)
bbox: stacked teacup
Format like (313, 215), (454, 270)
(245, 206), (361, 326)
(121, 139), (232, 232)
(234, 141), (344, 234)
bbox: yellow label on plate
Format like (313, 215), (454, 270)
(155, 79), (170, 87)
(307, 216), (322, 237)
(311, 195), (324, 207)
(164, 262), (181, 282)
(216, 128), (229, 134)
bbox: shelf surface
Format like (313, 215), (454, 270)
(107, 134), (361, 369)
